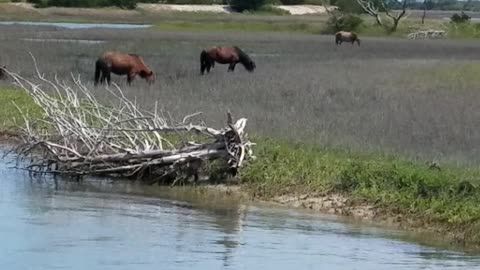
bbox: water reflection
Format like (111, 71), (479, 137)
(0, 161), (480, 269)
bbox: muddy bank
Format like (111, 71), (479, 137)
(271, 194), (377, 220)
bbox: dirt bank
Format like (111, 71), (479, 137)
(271, 193), (377, 220)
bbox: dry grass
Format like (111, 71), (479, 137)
(2, 25), (480, 164)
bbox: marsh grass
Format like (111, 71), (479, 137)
(2, 26), (480, 163)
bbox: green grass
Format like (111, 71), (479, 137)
(241, 137), (480, 246)
(0, 87), (41, 131)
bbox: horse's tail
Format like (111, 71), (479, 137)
(200, 50), (209, 75)
(94, 59), (101, 85)
(233, 46), (255, 72)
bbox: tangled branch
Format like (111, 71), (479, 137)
(5, 66), (254, 184)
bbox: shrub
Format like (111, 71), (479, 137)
(324, 12), (363, 34)
(228, 0), (266, 12)
(280, 0), (305, 5)
(330, 0), (364, 14)
(451, 11), (471, 24)
(26, 0), (137, 9)
(164, 0), (223, 4)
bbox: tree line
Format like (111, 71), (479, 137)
(25, 0), (480, 12)
(25, 0), (315, 10)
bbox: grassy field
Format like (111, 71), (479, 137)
(2, 24), (480, 246)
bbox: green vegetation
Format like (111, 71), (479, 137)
(229, 0), (265, 12)
(0, 88), (41, 131)
(241, 138), (480, 246)
(27, 0), (138, 9)
(324, 12), (363, 33)
(451, 11), (471, 24)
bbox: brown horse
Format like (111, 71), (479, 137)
(0, 65), (6, 80)
(335, 31), (361, 46)
(94, 51), (155, 86)
(200, 46), (256, 75)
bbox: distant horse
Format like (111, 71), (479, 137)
(0, 66), (6, 80)
(94, 51), (155, 86)
(335, 31), (361, 46)
(200, 46), (256, 75)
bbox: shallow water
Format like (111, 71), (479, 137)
(22, 38), (105, 44)
(0, 21), (151, 29)
(0, 156), (479, 269)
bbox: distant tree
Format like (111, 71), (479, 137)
(355, 0), (408, 32)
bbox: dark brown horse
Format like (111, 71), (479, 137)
(200, 46), (256, 75)
(0, 65), (6, 80)
(94, 51), (155, 86)
(335, 31), (361, 46)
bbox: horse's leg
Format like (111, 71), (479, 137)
(100, 70), (107, 84)
(206, 63), (211, 73)
(127, 72), (136, 86)
(106, 71), (111, 86)
(228, 63), (235, 72)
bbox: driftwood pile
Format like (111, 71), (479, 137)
(6, 68), (254, 184)
(407, 29), (447, 40)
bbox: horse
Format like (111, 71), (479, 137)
(94, 51), (155, 86)
(335, 31), (361, 46)
(200, 46), (256, 75)
(0, 66), (6, 80)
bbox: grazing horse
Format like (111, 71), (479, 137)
(0, 66), (6, 80)
(94, 51), (155, 86)
(200, 46), (256, 75)
(335, 31), (361, 46)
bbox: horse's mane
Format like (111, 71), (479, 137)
(128, 53), (151, 73)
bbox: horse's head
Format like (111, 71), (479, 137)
(0, 66), (6, 80)
(141, 70), (155, 84)
(245, 60), (256, 72)
(145, 71), (155, 84)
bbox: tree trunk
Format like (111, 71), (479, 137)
(375, 15), (383, 26)
(422, 1), (427, 24)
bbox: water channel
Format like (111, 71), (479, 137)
(0, 148), (479, 270)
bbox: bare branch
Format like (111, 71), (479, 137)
(5, 65), (255, 184)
